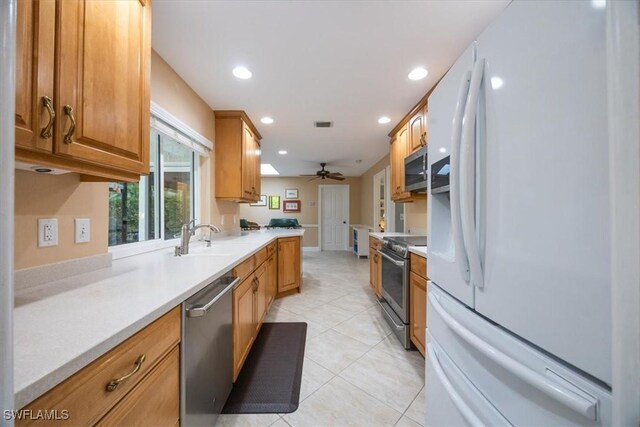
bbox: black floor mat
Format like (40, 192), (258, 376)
(222, 322), (307, 414)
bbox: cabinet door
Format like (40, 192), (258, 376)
(369, 248), (376, 292)
(389, 136), (399, 197)
(233, 276), (256, 380)
(410, 272), (427, 356)
(267, 254), (277, 308)
(396, 126), (409, 193)
(96, 347), (180, 427)
(55, 0), (150, 175)
(278, 237), (301, 293)
(241, 124), (255, 199)
(15, 0), (55, 153)
(254, 263), (268, 328)
(374, 252), (382, 297)
(422, 105), (428, 147)
(253, 139), (262, 197)
(409, 110), (424, 152)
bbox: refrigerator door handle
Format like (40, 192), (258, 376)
(427, 343), (486, 427)
(428, 292), (599, 420)
(460, 59), (485, 288)
(450, 70), (472, 283)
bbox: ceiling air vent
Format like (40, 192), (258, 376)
(314, 121), (333, 128)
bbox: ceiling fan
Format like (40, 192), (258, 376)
(300, 163), (345, 181)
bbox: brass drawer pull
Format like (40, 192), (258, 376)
(106, 354), (146, 392)
(63, 105), (76, 144)
(40, 96), (55, 139)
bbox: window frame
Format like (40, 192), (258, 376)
(109, 124), (202, 260)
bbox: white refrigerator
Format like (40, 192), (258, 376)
(426, 1), (612, 425)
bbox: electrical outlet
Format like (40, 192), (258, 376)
(75, 218), (90, 243)
(38, 218), (58, 247)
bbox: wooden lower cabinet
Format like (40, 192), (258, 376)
(369, 238), (382, 297)
(233, 274), (257, 380)
(409, 271), (427, 357)
(266, 253), (277, 308)
(18, 307), (180, 427)
(96, 347), (179, 427)
(255, 263), (268, 329)
(277, 237), (301, 295)
(369, 249), (381, 297)
(233, 237), (302, 380)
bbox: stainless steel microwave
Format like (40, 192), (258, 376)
(404, 146), (428, 192)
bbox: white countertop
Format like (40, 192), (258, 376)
(368, 232), (427, 258)
(13, 229), (304, 408)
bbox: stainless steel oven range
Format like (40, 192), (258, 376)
(377, 235), (427, 349)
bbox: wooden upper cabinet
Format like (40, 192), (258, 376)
(409, 107), (426, 153)
(54, 0), (150, 175)
(277, 237), (301, 294)
(389, 136), (399, 196)
(14, 0), (151, 182)
(241, 124), (255, 199)
(15, 0), (55, 154)
(214, 111), (262, 203)
(391, 125), (411, 201)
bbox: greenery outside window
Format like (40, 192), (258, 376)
(109, 130), (196, 247)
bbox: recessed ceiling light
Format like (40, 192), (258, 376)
(261, 117), (274, 124)
(378, 116), (391, 124)
(232, 66), (252, 79)
(439, 147), (447, 153)
(408, 67), (428, 81)
(278, 150), (287, 155)
(260, 163), (279, 176)
(591, 0), (606, 9)
(490, 77), (504, 90)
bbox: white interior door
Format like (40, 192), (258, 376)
(320, 185), (349, 251)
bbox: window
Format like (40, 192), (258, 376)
(108, 131), (196, 247)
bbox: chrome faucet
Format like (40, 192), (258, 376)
(175, 220), (222, 256)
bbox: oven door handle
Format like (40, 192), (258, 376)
(376, 298), (405, 330)
(377, 250), (405, 267)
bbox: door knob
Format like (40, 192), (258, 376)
(343, 221), (347, 224)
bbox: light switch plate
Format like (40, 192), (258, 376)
(38, 218), (58, 247)
(75, 218), (90, 243)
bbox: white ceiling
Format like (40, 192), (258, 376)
(152, 0), (509, 177)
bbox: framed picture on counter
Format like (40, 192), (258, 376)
(268, 196), (280, 210)
(283, 200), (301, 213)
(285, 188), (299, 199)
(250, 195), (267, 207)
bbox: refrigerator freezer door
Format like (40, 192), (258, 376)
(474, 0), (611, 384)
(426, 335), (511, 427)
(427, 43), (475, 307)
(427, 285), (612, 426)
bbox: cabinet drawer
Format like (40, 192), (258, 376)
(233, 256), (256, 283)
(254, 247), (268, 268)
(19, 307), (180, 426)
(369, 237), (382, 251)
(97, 346), (179, 427)
(410, 253), (427, 278)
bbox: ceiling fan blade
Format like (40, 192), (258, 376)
(327, 175), (345, 181)
(327, 172), (343, 177)
(300, 174), (318, 176)
(307, 176), (320, 181)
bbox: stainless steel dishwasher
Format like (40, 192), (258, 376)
(181, 274), (239, 426)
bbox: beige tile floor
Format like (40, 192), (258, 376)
(216, 251), (426, 427)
